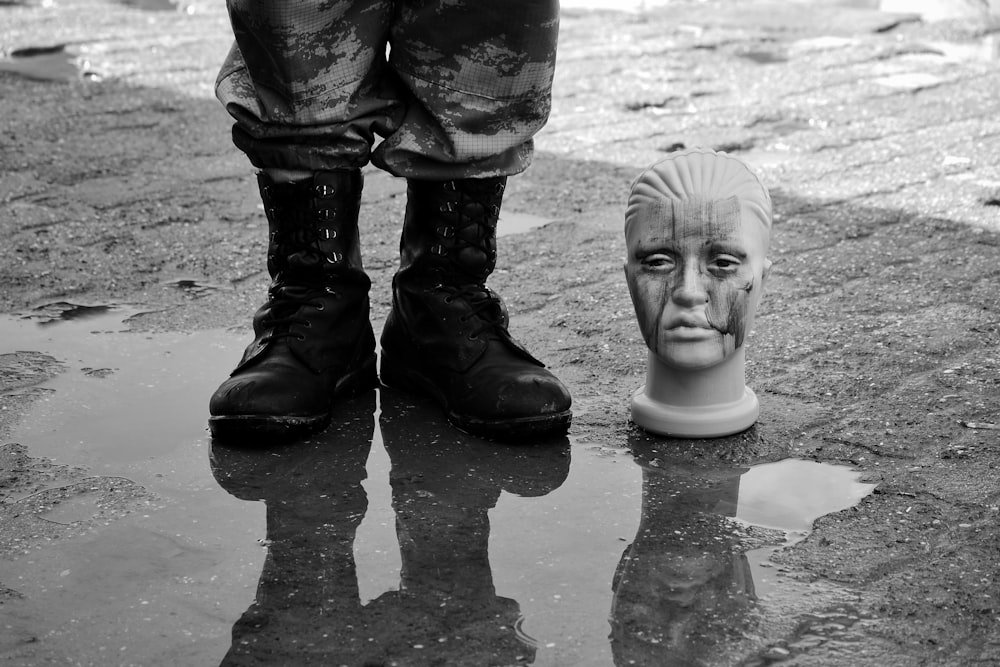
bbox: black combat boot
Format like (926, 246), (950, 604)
(209, 170), (377, 442)
(379, 177), (572, 440)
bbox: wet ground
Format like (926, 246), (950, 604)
(2, 0), (1000, 665)
(0, 305), (875, 665)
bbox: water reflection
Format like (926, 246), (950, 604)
(1, 306), (875, 665)
(611, 438), (753, 666)
(210, 390), (570, 666)
(612, 435), (876, 666)
(209, 400), (874, 666)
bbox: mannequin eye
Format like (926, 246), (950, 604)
(708, 255), (741, 274)
(641, 253), (674, 270)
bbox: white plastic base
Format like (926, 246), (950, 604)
(630, 384), (759, 438)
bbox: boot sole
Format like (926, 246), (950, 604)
(379, 356), (572, 441)
(209, 355), (379, 444)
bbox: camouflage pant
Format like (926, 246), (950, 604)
(216, 0), (559, 180)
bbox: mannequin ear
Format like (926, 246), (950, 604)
(761, 258), (772, 287)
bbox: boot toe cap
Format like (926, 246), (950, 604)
(499, 374), (572, 416)
(210, 373), (324, 418)
(460, 370), (572, 422)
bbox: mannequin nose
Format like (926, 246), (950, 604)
(671, 263), (709, 307)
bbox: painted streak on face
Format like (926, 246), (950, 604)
(627, 195), (755, 364)
(709, 276), (754, 352)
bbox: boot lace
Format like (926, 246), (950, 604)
(443, 283), (505, 340)
(258, 205), (349, 344)
(259, 282), (332, 343)
(429, 180), (502, 274)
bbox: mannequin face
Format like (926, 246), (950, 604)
(625, 196), (770, 370)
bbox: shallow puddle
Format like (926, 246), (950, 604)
(735, 458), (877, 600)
(739, 50), (789, 65)
(927, 35), (1000, 63)
(162, 277), (223, 298)
(498, 211), (553, 237)
(0, 45), (81, 83)
(116, 0), (178, 10)
(0, 306), (876, 665)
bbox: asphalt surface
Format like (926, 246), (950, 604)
(2, 0), (1000, 665)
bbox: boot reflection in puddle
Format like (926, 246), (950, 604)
(210, 390), (375, 665)
(210, 388), (570, 666)
(375, 388), (571, 665)
(610, 434), (754, 666)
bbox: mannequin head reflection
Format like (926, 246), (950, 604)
(624, 149), (772, 437)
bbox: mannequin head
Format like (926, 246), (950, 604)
(625, 149), (772, 370)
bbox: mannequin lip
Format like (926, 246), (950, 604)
(662, 325), (716, 341)
(663, 312), (713, 331)
(661, 310), (717, 341)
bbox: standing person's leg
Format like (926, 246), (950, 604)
(376, 0), (572, 439)
(372, 0), (557, 180)
(216, 0), (403, 173)
(209, 0), (401, 442)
